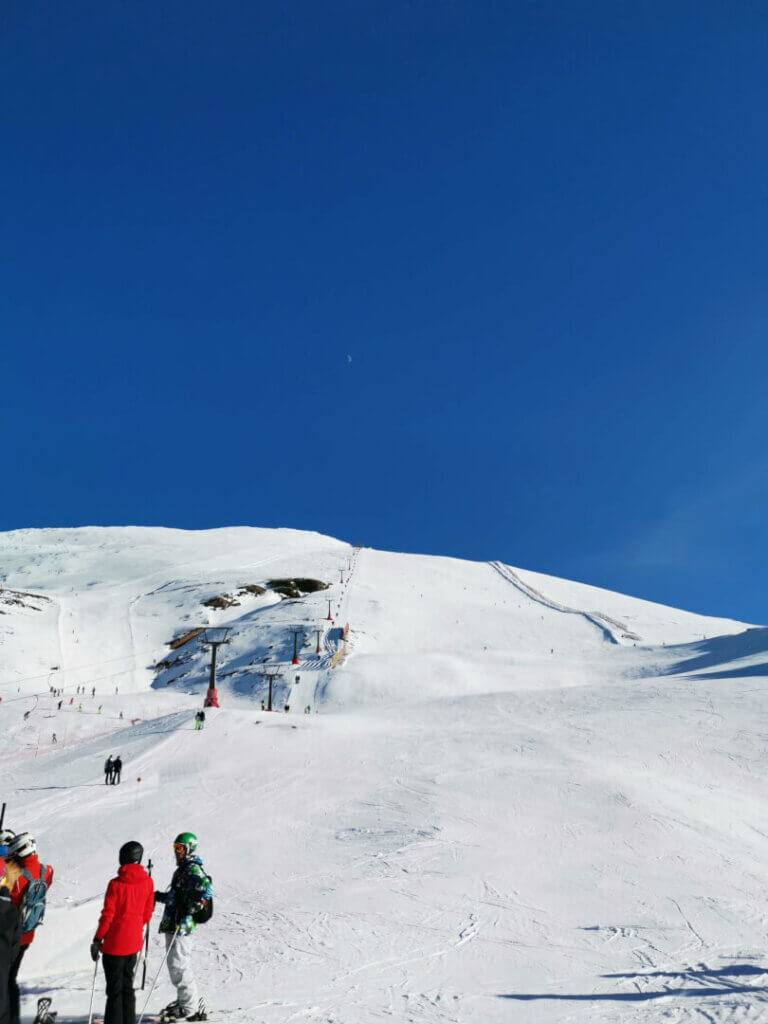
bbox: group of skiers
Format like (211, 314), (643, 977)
(104, 755), (123, 785)
(0, 829), (54, 1024)
(0, 826), (212, 1024)
(92, 832), (212, 1024)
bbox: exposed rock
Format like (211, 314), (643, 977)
(267, 578), (328, 597)
(294, 578), (330, 593)
(270, 583), (302, 599)
(168, 628), (204, 650)
(155, 656), (182, 671)
(203, 595), (240, 610)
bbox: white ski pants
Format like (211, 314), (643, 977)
(165, 931), (200, 1013)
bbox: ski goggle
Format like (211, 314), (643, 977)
(173, 843), (188, 855)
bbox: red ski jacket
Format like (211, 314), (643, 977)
(95, 863), (155, 956)
(9, 854), (54, 947)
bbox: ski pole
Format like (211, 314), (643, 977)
(86, 957), (99, 1024)
(141, 858), (153, 989)
(137, 927), (179, 1024)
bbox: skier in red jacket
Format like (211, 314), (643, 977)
(4, 833), (53, 1024)
(91, 842), (154, 1024)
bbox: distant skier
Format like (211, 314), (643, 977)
(91, 841), (154, 1024)
(197, 711), (205, 731)
(5, 833), (53, 1024)
(56, 701), (62, 712)
(113, 756), (122, 785)
(154, 833), (212, 1022)
(105, 757), (114, 785)
(0, 857), (21, 1024)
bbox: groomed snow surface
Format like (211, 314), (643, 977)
(1, 526), (767, 1024)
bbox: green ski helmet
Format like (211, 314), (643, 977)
(173, 832), (198, 859)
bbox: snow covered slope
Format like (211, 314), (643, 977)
(1, 527), (767, 1024)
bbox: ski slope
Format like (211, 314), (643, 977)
(1, 526), (767, 1024)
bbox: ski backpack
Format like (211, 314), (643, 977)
(192, 873), (213, 925)
(20, 866), (49, 933)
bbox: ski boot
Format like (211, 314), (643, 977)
(186, 999), (208, 1021)
(158, 1001), (186, 1022)
(33, 998), (58, 1024)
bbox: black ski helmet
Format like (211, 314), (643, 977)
(119, 841), (143, 866)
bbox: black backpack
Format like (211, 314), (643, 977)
(192, 873), (213, 924)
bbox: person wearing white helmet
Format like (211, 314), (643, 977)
(5, 832), (53, 1024)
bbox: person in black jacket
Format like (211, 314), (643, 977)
(0, 858), (22, 1024)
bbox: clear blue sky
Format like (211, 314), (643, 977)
(2, 1), (766, 622)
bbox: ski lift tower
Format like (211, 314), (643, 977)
(259, 669), (283, 712)
(200, 627), (231, 708)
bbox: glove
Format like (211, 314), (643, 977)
(90, 939), (102, 962)
(154, 890), (166, 904)
(178, 915), (194, 936)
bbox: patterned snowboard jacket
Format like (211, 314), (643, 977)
(156, 856), (212, 935)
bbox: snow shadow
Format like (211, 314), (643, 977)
(151, 598), (319, 698)
(603, 964), (767, 982)
(18, 784), (103, 791)
(660, 627), (768, 680)
(498, 961), (768, 1002)
(688, 662), (768, 680)
(499, 987), (767, 1000)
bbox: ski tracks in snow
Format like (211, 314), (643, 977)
(488, 560), (641, 645)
